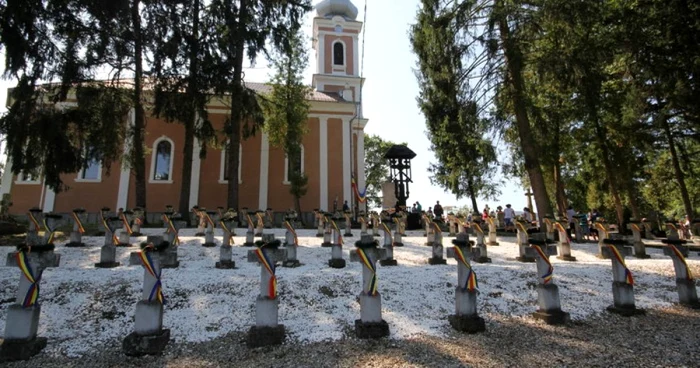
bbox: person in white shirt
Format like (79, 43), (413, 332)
(504, 204), (515, 232)
(566, 205), (576, 238)
(523, 207), (533, 223)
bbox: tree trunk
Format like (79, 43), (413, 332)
(467, 177), (478, 214)
(178, 0), (201, 222)
(626, 183), (641, 221)
(661, 114), (695, 218)
(131, 0), (147, 212)
(554, 162), (567, 216)
(226, 0), (248, 210)
(592, 117), (625, 228)
(496, 9), (553, 223)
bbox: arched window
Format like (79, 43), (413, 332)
(333, 41), (344, 66)
(220, 142), (242, 184)
(283, 145), (305, 184)
(151, 138), (173, 182)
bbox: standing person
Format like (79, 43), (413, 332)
(482, 208), (489, 220)
(416, 201), (423, 213)
(566, 205), (576, 239)
(523, 207), (533, 224)
(504, 204), (515, 232)
(496, 206), (505, 228)
(427, 207), (434, 219)
(343, 200), (350, 212)
(433, 201), (444, 221)
(411, 203), (417, 213)
(578, 211), (589, 241)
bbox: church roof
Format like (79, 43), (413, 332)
(244, 82), (347, 103)
(315, 0), (358, 20)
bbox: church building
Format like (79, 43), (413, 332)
(1, 0), (368, 217)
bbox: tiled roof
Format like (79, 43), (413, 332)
(243, 82), (346, 103)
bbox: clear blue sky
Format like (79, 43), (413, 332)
(0, 0), (532, 213)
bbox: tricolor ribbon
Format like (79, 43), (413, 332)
(530, 245), (554, 284)
(121, 213), (133, 235)
(27, 212), (41, 231)
(162, 215), (180, 246)
(219, 220), (235, 244)
(284, 221), (298, 246)
(669, 244), (694, 281)
(486, 217), (495, 228)
(356, 248), (378, 296)
(453, 246), (478, 291)
(430, 221), (441, 235)
(42, 218), (58, 244)
(138, 249), (165, 304)
(515, 222), (527, 233)
(256, 213), (264, 228)
(254, 247), (277, 298)
(381, 222), (393, 244)
(71, 212), (86, 234)
(16, 251), (40, 307)
(553, 222), (571, 244)
(607, 244), (634, 285)
(351, 177), (367, 203)
(101, 215), (119, 245)
(595, 223), (608, 238)
(331, 220), (343, 245)
(630, 223), (641, 233)
(472, 223), (484, 235)
(245, 213), (255, 230)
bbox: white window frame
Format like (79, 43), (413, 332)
(283, 144), (305, 185)
(219, 142), (242, 184)
(15, 171), (41, 185)
(149, 136), (174, 184)
(331, 39), (347, 74)
(75, 157), (102, 183)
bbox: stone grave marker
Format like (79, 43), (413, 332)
(457, 216), (467, 234)
(123, 237), (170, 356)
(602, 238), (645, 316)
(216, 210), (238, 269)
(379, 222), (398, 266)
(371, 211), (380, 237)
(25, 208), (43, 246)
(515, 221), (535, 262)
(470, 220), (491, 263)
(321, 213), (333, 247)
(202, 210), (218, 247)
(627, 221), (650, 258)
(553, 220), (576, 261)
(446, 232), (485, 333)
(193, 207), (207, 236)
(95, 215), (123, 268)
(666, 222), (680, 240)
(264, 208), (274, 229)
(427, 222), (447, 265)
(160, 213), (185, 268)
(118, 209), (134, 247)
(350, 235), (390, 338)
(0, 244), (61, 361)
(328, 219), (346, 268)
(66, 208), (87, 247)
(282, 218), (301, 268)
(447, 214), (457, 237)
(641, 219), (656, 240)
(422, 212), (432, 237)
(661, 239), (699, 309)
(391, 214), (404, 247)
(247, 234), (287, 347)
(314, 209), (324, 237)
(254, 211), (265, 237)
(543, 216), (556, 242)
(243, 212), (257, 247)
(486, 217), (499, 246)
(343, 211), (354, 237)
(131, 207), (145, 236)
(525, 238), (570, 324)
(359, 212), (369, 236)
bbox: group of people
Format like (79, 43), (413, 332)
(409, 201), (444, 220)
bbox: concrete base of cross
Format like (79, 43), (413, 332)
(606, 305), (646, 317)
(282, 259), (301, 268)
(246, 325), (286, 348)
(532, 309), (570, 325)
(428, 257), (447, 265)
(515, 256), (536, 263)
(556, 255), (577, 262)
(328, 258), (346, 268)
(354, 319), (389, 339)
(448, 314), (485, 333)
(65, 242), (86, 247)
(122, 328), (170, 357)
(215, 260), (236, 269)
(379, 259), (398, 266)
(0, 336), (47, 362)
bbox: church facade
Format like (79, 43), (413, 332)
(0, 0), (368, 216)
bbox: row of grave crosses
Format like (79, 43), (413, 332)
(3, 207), (699, 361)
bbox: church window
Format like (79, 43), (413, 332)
(78, 157), (101, 181)
(333, 42), (345, 66)
(283, 145), (305, 184)
(151, 138), (173, 182)
(220, 142), (242, 183)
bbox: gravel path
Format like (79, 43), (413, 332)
(5, 306), (699, 368)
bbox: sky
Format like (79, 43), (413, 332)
(0, 0), (532, 213)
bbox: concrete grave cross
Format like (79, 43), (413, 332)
(118, 210), (134, 247)
(328, 218), (346, 268)
(1, 245), (61, 361)
(246, 234), (288, 347)
(427, 222), (447, 265)
(25, 208), (44, 246)
(543, 217), (556, 241)
(265, 208), (274, 229)
(123, 237), (171, 356)
(485, 217), (499, 246)
(40, 213), (63, 246)
(216, 210), (238, 269)
(95, 215), (122, 268)
(594, 222), (610, 257)
(202, 210), (218, 247)
(553, 220), (576, 261)
(314, 209), (324, 237)
(243, 212), (257, 246)
(371, 212), (380, 237)
(627, 222), (650, 258)
(359, 213), (369, 236)
(131, 207), (145, 236)
(470, 220), (491, 263)
(524, 238), (570, 325)
(350, 235), (389, 339)
(391, 215), (404, 247)
(661, 239), (699, 308)
(666, 222), (680, 240)
(447, 214), (457, 236)
(67, 208), (87, 247)
(343, 212), (354, 237)
(446, 232), (485, 333)
(601, 238), (645, 316)
(379, 222), (398, 266)
(254, 211), (265, 237)
(282, 219), (301, 268)
(515, 221), (535, 263)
